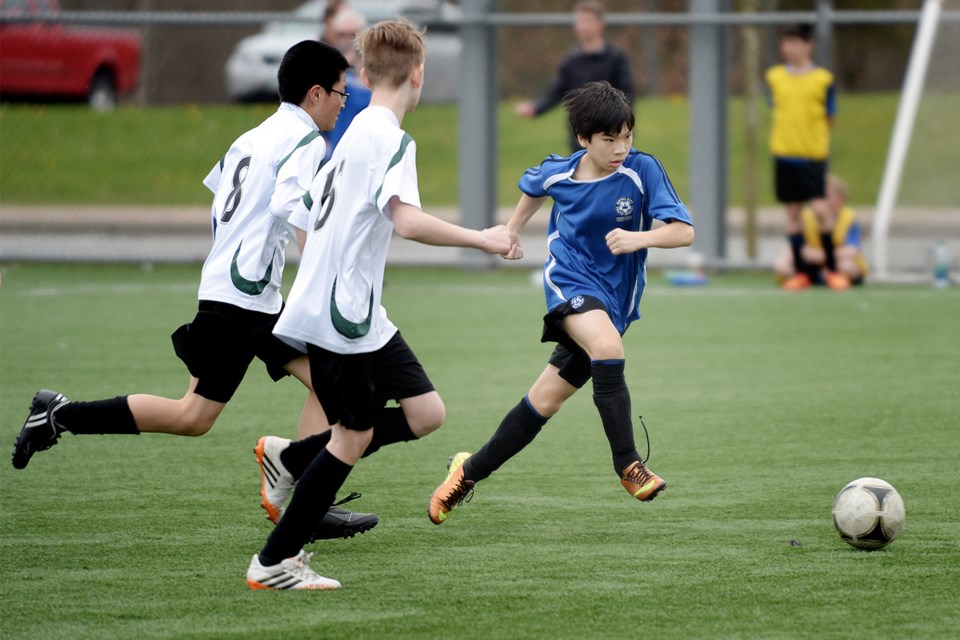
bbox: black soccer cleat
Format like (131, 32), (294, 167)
(12, 389), (70, 470)
(308, 492), (380, 542)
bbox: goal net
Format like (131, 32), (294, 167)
(872, 0), (960, 282)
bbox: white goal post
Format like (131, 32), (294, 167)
(872, 0), (944, 280)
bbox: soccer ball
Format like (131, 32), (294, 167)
(832, 477), (905, 550)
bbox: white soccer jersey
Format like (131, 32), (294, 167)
(198, 103), (327, 314)
(274, 106), (421, 354)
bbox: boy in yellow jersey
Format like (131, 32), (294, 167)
(766, 24), (848, 291)
(775, 175), (868, 286)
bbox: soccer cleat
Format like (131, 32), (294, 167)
(781, 273), (812, 291)
(309, 492), (379, 542)
(246, 550), (341, 591)
(427, 452), (474, 525)
(12, 389), (70, 470)
(254, 436), (295, 524)
(824, 271), (851, 291)
(621, 460), (667, 502)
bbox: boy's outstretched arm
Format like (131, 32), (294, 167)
(502, 194), (548, 261)
(390, 197), (517, 256)
(605, 221), (695, 255)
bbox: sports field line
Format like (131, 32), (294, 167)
(386, 282), (953, 299)
(14, 282), (198, 298)
(12, 280), (952, 299)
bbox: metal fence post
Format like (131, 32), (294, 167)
(688, 0), (729, 264)
(817, 0), (835, 71)
(458, 0), (498, 268)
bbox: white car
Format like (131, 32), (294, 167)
(225, 0), (461, 103)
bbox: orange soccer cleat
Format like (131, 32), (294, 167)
(781, 273), (812, 291)
(621, 460), (667, 502)
(824, 271), (851, 291)
(427, 452), (474, 524)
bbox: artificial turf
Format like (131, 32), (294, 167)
(1, 263), (957, 639)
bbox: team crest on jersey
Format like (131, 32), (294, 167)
(615, 197), (634, 222)
(571, 295), (585, 309)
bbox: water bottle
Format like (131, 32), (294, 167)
(933, 241), (950, 289)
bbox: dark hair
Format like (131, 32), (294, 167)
(324, 0), (346, 25)
(574, 0), (605, 19)
(563, 81), (634, 142)
(781, 23), (814, 42)
(277, 40), (349, 105)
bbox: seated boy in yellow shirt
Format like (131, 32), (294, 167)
(775, 175), (868, 286)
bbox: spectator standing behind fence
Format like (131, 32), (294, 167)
(774, 175), (868, 286)
(766, 23), (848, 291)
(322, 8), (372, 160)
(320, 0), (347, 45)
(515, 0), (634, 153)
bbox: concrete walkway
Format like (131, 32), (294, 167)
(1, 204), (957, 279)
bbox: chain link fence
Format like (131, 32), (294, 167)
(2, 0), (956, 277)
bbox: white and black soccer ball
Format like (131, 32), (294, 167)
(832, 477), (905, 550)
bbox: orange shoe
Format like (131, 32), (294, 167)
(781, 273), (812, 290)
(824, 271), (851, 291)
(621, 460), (667, 502)
(254, 436), (294, 524)
(427, 452), (474, 524)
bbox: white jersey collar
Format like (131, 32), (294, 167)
(364, 105), (401, 127)
(278, 102), (319, 132)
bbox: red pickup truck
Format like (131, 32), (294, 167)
(0, 0), (141, 109)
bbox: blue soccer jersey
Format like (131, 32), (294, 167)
(519, 149), (693, 333)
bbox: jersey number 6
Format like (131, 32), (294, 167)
(314, 159), (345, 232)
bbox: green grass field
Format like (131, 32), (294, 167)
(2, 93), (934, 209)
(1, 263), (958, 639)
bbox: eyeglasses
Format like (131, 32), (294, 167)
(330, 88), (349, 105)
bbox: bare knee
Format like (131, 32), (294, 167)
(528, 388), (567, 417)
(527, 367), (578, 418)
(349, 427), (375, 450)
(128, 386), (224, 436)
(329, 425), (373, 464)
(587, 337), (624, 361)
(403, 392), (445, 437)
(416, 396), (446, 436)
(172, 397), (219, 436)
(174, 412), (217, 436)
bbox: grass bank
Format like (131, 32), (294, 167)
(3, 94), (948, 208)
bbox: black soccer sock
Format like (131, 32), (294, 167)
(591, 360), (640, 476)
(280, 408), (419, 479)
(462, 396), (548, 483)
(258, 448), (353, 566)
(820, 232), (838, 272)
(361, 407), (417, 458)
(788, 233), (806, 274)
(54, 396), (140, 435)
(280, 432), (331, 479)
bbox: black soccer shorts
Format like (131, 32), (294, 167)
(540, 294), (610, 388)
(775, 157), (827, 203)
(306, 331), (435, 431)
(171, 301), (304, 403)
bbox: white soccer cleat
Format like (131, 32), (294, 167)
(254, 436), (295, 524)
(246, 550), (341, 591)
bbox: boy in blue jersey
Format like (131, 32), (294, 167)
(428, 81), (694, 524)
